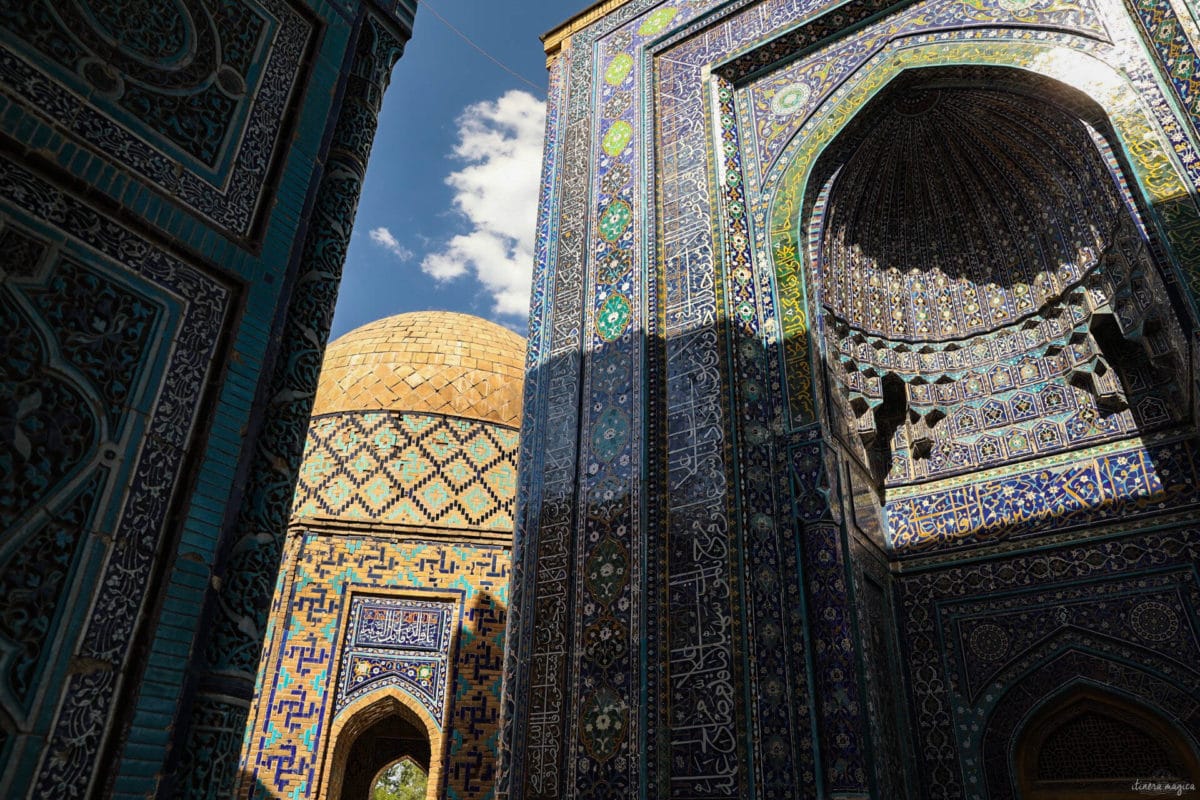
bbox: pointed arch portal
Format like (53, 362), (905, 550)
(321, 689), (442, 800)
(1016, 687), (1200, 799)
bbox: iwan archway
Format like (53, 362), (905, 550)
(767, 51), (1200, 796)
(800, 64), (1190, 514)
(502, 2), (1200, 799)
(764, 48), (1200, 799)
(765, 44), (1200, 438)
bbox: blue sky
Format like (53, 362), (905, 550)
(331, 0), (572, 340)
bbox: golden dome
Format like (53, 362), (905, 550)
(312, 311), (526, 426)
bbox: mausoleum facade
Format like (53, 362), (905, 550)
(239, 311), (524, 800)
(500, 0), (1200, 798)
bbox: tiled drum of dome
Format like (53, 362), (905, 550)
(293, 412), (519, 531)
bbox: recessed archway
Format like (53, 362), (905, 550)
(320, 689), (443, 800)
(1015, 686), (1200, 799)
(764, 43), (1200, 434)
(801, 65), (1190, 503)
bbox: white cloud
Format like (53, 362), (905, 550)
(421, 90), (545, 318)
(369, 226), (414, 261)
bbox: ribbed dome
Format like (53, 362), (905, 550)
(312, 311), (526, 426)
(817, 84), (1122, 342)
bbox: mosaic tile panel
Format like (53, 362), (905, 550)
(292, 412), (520, 532)
(808, 74), (1189, 488)
(0, 0), (315, 236)
(196, 11), (406, 683)
(507, 2), (864, 797)
(751, 7), (1200, 782)
(799, 521), (869, 790)
(741, 0), (1107, 179)
(579, 3), (816, 795)
(885, 434), (1200, 553)
(817, 87), (1121, 343)
(336, 597), (455, 720)
(498, 53), (567, 800)
(848, 539), (910, 799)
(1126, 0), (1200, 143)
(649, 4), (873, 794)
(980, 649), (1200, 799)
(568, 13), (651, 793)
(715, 76), (818, 797)
(1121, 0), (1200, 304)
(0, 0), (420, 796)
(512, 65), (585, 800)
(0, 157), (228, 797)
(508, 2), (1200, 800)
(239, 533), (509, 800)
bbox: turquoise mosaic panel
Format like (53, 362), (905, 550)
(886, 435), (1200, 552)
(0, 156), (229, 796)
(898, 527), (1200, 799)
(0, 0), (315, 236)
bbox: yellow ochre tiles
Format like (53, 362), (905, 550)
(294, 312), (524, 533)
(313, 311), (526, 426)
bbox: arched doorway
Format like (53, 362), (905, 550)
(1015, 687), (1200, 799)
(322, 691), (441, 800)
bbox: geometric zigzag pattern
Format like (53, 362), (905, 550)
(293, 411), (519, 531)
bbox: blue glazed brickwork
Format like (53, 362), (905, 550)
(293, 412), (520, 531)
(240, 311), (523, 800)
(0, 0), (415, 797)
(173, 14), (412, 798)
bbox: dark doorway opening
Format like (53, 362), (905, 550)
(327, 697), (432, 800)
(1016, 688), (1200, 799)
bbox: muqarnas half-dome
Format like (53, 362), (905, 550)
(294, 311), (526, 532)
